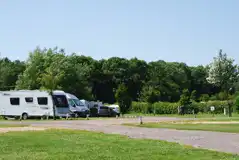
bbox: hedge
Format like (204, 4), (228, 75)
(131, 101), (229, 114)
(131, 102), (179, 114)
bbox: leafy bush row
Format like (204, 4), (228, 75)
(131, 101), (229, 114)
(131, 102), (179, 114)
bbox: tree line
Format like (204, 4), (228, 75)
(0, 47), (238, 105)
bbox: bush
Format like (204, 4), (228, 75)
(131, 102), (149, 114)
(194, 101), (228, 114)
(131, 100), (229, 114)
(131, 102), (179, 114)
(115, 84), (132, 114)
(152, 102), (179, 114)
(199, 94), (210, 102)
(235, 96), (239, 113)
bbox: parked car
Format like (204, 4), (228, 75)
(98, 106), (112, 117)
(108, 104), (120, 116)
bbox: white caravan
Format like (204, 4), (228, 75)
(0, 90), (71, 120)
(65, 93), (89, 117)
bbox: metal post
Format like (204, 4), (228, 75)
(139, 116), (143, 125)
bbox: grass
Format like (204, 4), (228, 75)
(0, 124), (29, 128)
(0, 130), (238, 160)
(125, 122), (239, 133)
(126, 112), (239, 118)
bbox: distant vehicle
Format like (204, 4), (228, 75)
(66, 93), (89, 117)
(0, 90), (71, 120)
(97, 106), (112, 117)
(108, 104), (120, 116)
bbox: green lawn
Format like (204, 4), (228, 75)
(0, 130), (238, 160)
(125, 123), (239, 133)
(0, 124), (29, 128)
(126, 113), (239, 119)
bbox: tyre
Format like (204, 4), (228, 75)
(74, 113), (79, 118)
(22, 113), (28, 120)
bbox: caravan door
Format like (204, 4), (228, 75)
(53, 95), (70, 117)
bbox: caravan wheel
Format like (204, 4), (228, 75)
(22, 113), (28, 120)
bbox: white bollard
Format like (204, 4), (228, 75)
(86, 114), (89, 120)
(139, 116), (143, 125)
(66, 113), (69, 120)
(224, 108), (227, 115)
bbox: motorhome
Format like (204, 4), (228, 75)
(65, 93), (89, 117)
(0, 90), (71, 120)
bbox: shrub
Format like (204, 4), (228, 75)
(131, 100), (229, 114)
(152, 102), (179, 114)
(131, 101), (179, 114)
(195, 101), (228, 114)
(235, 96), (239, 113)
(115, 84), (132, 114)
(179, 89), (190, 106)
(199, 94), (210, 102)
(131, 102), (149, 114)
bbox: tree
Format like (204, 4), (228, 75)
(140, 85), (160, 104)
(235, 96), (239, 113)
(207, 49), (238, 92)
(115, 84), (132, 115)
(179, 89), (191, 106)
(0, 58), (25, 90)
(207, 49), (239, 117)
(190, 90), (197, 101)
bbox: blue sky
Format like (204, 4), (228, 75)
(0, 0), (238, 66)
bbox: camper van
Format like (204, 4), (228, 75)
(0, 90), (71, 120)
(65, 93), (89, 117)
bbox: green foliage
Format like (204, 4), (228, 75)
(131, 102), (179, 114)
(115, 84), (132, 114)
(217, 92), (228, 100)
(1, 47), (239, 106)
(207, 49), (238, 92)
(199, 94), (210, 102)
(131, 100), (229, 114)
(139, 85), (160, 104)
(235, 96), (239, 113)
(179, 89), (191, 106)
(190, 90), (197, 101)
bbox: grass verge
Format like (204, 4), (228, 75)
(125, 122), (239, 133)
(0, 129), (238, 160)
(125, 113), (239, 119)
(0, 124), (29, 128)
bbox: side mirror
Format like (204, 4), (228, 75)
(73, 104), (76, 107)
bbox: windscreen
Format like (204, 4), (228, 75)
(53, 95), (68, 108)
(72, 99), (84, 106)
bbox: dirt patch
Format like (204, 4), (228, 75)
(0, 127), (46, 133)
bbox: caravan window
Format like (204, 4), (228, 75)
(10, 98), (20, 105)
(25, 97), (33, 103)
(37, 97), (48, 105)
(53, 95), (68, 108)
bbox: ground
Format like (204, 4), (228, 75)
(0, 129), (238, 160)
(0, 116), (239, 156)
(125, 122), (239, 133)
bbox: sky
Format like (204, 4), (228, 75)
(0, 0), (239, 66)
